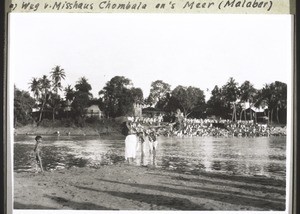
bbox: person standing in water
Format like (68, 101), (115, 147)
(148, 130), (158, 166)
(137, 131), (145, 166)
(173, 109), (184, 135)
(124, 128), (138, 165)
(34, 135), (44, 172)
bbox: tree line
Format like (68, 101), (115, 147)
(14, 66), (287, 127)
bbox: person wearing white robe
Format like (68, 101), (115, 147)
(125, 131), (138, 164)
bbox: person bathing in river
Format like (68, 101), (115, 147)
(34, 135), (44, 173)
(124, 128), (138, 165)
(148, 130), (158, 165)
(137, 131), (145, 166)
(173, 109), (184, 136)
(122, 121), (131, 136)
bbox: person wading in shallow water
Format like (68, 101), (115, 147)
(124, 128), (138, 165)
(148, 130), (158, 166)
(173, 108), (184, 136)
(137, 132), (146, 166)
(34, 135), (44, 173)
(121, 121), (131, 136)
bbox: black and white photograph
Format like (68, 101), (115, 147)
(9, 13), (293, 212)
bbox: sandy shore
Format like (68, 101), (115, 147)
(14, 164), (286, 210)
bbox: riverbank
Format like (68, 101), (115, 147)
(14, 122), (122, 136)
(14, 122), (286, 137)
(14, 164), (286, 210)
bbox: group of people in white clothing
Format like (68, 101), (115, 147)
(124, 121), (158, 166)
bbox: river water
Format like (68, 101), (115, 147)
(14, 135), (286, 179)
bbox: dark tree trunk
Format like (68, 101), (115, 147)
(38, 104), (45, 123)
(232, 104), (237, 122)
(38, 95), (48, 123)
(235, 105), (237, 121)
(276, 107), (280, 123)
(240, 109), (243, 121)
(271, 109), (273, 125)
(52, 108), (55, 121)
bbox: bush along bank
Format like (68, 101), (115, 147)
(14, 119), (123, 136)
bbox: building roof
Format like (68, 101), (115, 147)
(85, 105), (102, 111)
(240, 101), (268, 112)
(250, 106), (267, 113)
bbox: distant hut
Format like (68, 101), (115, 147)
(142, 107), (165, 118)
(250, 106), (269, 123)
(85, 105), (104, 119)
(240, 102), (268, 123)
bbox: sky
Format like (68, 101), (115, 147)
(9, 13), (292, 101)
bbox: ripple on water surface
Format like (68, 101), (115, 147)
(14, 135), (286, 179)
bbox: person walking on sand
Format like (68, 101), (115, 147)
(34, 135), (44, 173)
(124, 129), (138, 165)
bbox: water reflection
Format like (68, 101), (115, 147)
(14, 135), (286, 179)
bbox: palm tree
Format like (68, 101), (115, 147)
(273, 81), (287, 123)
(50, 65), (66, 93)
(75, 77), (92, 94)
(40, 75), (51, 93)
(64, 85), (75, 102)
(28, 78), (42, 123)
(222, 77), (239, 122)
(28, 77), (41, 100)
(255, 83), (277, 125)
(50, 66), (66, 120)
(48, 92), (62, 121)
(239, 81), (257, 121)
(38, 75), (51, 123)
(64, 85), (75, 118)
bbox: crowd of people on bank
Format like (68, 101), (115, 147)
(122, 111), (285, 166)
(124, 110), (285, 138)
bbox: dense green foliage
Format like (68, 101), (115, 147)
(14, 86), (35, 126)
(206, 78), (287, 124)
(99, 76), (143, 118)
(15, 65), (287, 127)
(146, 80), (171, 106)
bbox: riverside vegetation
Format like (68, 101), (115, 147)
(14, 65), (287, 133)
